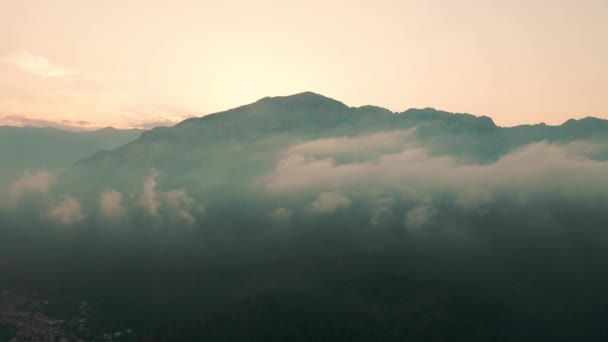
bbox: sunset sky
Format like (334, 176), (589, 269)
(1, 0), (606, 130)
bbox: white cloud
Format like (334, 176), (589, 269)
(136, 169), (202, 225)
(47, 195), (86, 225)
(2, 50), (74, 79)
(264, 148), (448, 193)
(163, 189), (197, 225)
(288, 130), (415, 156)
(312, 191), (352, 213)
(138, 169), (161, 216)
(99, 190), (127, 220)
(0, 50), (193, 130)
(265, 136), (608, 205)
(6, 171), (53, 206)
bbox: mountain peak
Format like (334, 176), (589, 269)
(255, 91), (347, 109)
(560, 117), (608, 134)
(562, 116), (605, 125)
(96, 126), (117, 132)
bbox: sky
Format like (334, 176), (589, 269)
(0, 0), (606, 130)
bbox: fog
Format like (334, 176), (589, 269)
(1, 103), (608, 339)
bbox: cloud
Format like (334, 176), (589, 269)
(265, 148), (448, 193)
(3, 171), (87, 227)
(136, 169), (202, 224)
(0, 114), (97, 131)
(163, 189), (197, 225)
(288, 130), (415, 156)
(47, 195), (86, 225)
(3, 169), (201, 228)
(99, 190), (127, 220)
(7, 171), (53, 205)
(265, 136), (608, 206)
(138, 169), (161, 216)
(0, 50), (194, 130)
(403, 205), (436, 231)
(1, 50), (74, 79)
(312, 191), (352, 213)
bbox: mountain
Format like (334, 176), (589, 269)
(4, 93), (608, 341)
(0, 125), (144, 186)
(61, 92), (608, 198)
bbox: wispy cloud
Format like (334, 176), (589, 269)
(137, 169), (203, 225)
(5, 171), (54, 207)
(288, 130), (415, 156)
(0, 114), (97, 131)
(0, 50), (200, 129)
(1, 50), (74, 79)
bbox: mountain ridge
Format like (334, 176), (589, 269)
(131, 92), (608, 152)
(164, 92), (607, 134)
(0, 125), (145, 186)
(59, 92), (608, 202)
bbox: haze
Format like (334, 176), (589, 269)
(1, 0), (607, 129)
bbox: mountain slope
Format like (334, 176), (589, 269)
(61, 92), (608, 201)
(3, 93), (608, 341)
(0, 126), (144, 185)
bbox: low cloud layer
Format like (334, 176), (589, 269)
(1, 171), (54, 210)
(254, 132), (608, 234)
(2, 168), (202, 228)
(139, 169), (161, 216)
(136, 169), (202, 225)
(163, 189), (198, 225)
(2, 130), (607, 236)
(47, 195), (86, 225)
(8, 171), (53, 201)
(99, 190), (127, 221)
(312, 191), (352, 213)
(266, 136), (608, 204)
(288, 130), (415, 156)
(403, 205), (436, 231)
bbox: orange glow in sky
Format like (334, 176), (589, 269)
(1, 0), (607, 129)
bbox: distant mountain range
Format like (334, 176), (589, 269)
(2, 91), (607, 206)
(57, 92), (608, 198)
(0, 126), (144, 185)
(3, 93), (608, 340)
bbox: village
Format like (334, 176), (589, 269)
(0, 290), (133, 342)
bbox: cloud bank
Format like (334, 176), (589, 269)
(1, 130), (607, 237)
(2, 169), (202, 229)
(266, 136), (608, 203)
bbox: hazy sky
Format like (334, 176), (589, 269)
(1, 0), (606, 129)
